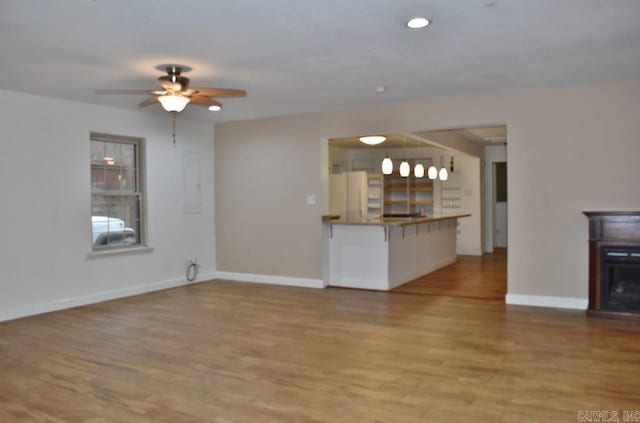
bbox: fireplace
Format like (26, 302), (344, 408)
(584, 211), (640, 320)
(601, 247), (640, 311)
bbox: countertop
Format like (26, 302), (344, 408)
(323, 212), (470, 228)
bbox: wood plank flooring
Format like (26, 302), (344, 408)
(1, 279), (639, 422)
(392, 248), (507, 300)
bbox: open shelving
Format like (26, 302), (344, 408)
(382, 159), (434, 215)
(367, 173), (383, 219)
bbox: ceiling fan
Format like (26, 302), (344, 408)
(95, 64), (246, 113)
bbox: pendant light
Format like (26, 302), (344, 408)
(381, 156), (393, 175)
(439, 167), (448, 181)
(414, 163), (425, 178)
(397, 135), (411, 177)
(427, 165), (438, 180)
(399, 161), (410, 177)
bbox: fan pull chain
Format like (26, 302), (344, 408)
(172, 112), (177, 145)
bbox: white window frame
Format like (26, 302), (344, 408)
(90, 132), (147, 251)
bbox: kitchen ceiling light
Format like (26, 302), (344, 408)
(427, 165), (438, 180)
(407, 17), (430, 29)
(208, 105), (222, 111)
(158, 95), (190, 112)
(382, 157), (393, 175)
(399, 161), (410, 177)
(359, 135), (387, 145)
(414, 163), (425, 178)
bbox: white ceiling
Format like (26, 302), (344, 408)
(1, 0), (639, 123)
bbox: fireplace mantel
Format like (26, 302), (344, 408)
(583, 211), (640, 320)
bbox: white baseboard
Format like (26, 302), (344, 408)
(215, 271), (326, 289)
(506, 294), (588, 310)
(0, 272), (217, 323)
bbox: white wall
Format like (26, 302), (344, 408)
(495, 202), (508, 248)
(329, 145), (348, 172)
(345, 146), (440, 170)
(0, 89), (216, 321)
(215, 78), (640, 306)
(441, 153), (482, 256)
(484, 145), (507, 252)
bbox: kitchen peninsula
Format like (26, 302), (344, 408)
(323, 213), (470, 290)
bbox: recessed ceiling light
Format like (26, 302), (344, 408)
(406, 17), (430, 29)
(208, 105), (222, 111)
(359, 135), (387, 145)
(375, 86), (387, 93)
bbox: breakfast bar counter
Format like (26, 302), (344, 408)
(322, 213), (470, 290)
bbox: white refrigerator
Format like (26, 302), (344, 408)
(329, 171), (368, 221)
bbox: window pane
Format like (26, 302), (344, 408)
(121, 143), (135, 166)
(90, 141), (105, 162)
(91, 194), (141, 248)
(90, 140), (137, 192)
(90, 133), (143, 250)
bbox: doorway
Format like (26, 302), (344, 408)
(493, 161), (508, 249)
(390, 125), (507, 300)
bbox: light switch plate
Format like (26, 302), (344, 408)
(307, 194), (316, 205)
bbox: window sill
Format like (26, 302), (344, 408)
(87, 246), (154, 259)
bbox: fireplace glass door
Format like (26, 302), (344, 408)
(601, 247), (640, 311)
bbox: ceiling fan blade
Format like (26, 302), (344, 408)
(95, 89), (157, 95)
(138, 97), (159, 108)
(191, 87), (246, 97)
(190, 96), (222, 107)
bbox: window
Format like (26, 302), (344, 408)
(90, 133), (145, 250)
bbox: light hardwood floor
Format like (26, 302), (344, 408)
(392, 249), (507, 300)
(1, 279), (639, 422)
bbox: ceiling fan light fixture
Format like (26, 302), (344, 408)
(359, 135), (386, 145)
(208, 105), (222, 111)
(158, 95), (190, 112)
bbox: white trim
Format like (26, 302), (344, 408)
(0, 272), (217, 323)
(87, 246), (155, 258)
(216, 271), (326, 289)
(505, 294), (588, 310)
